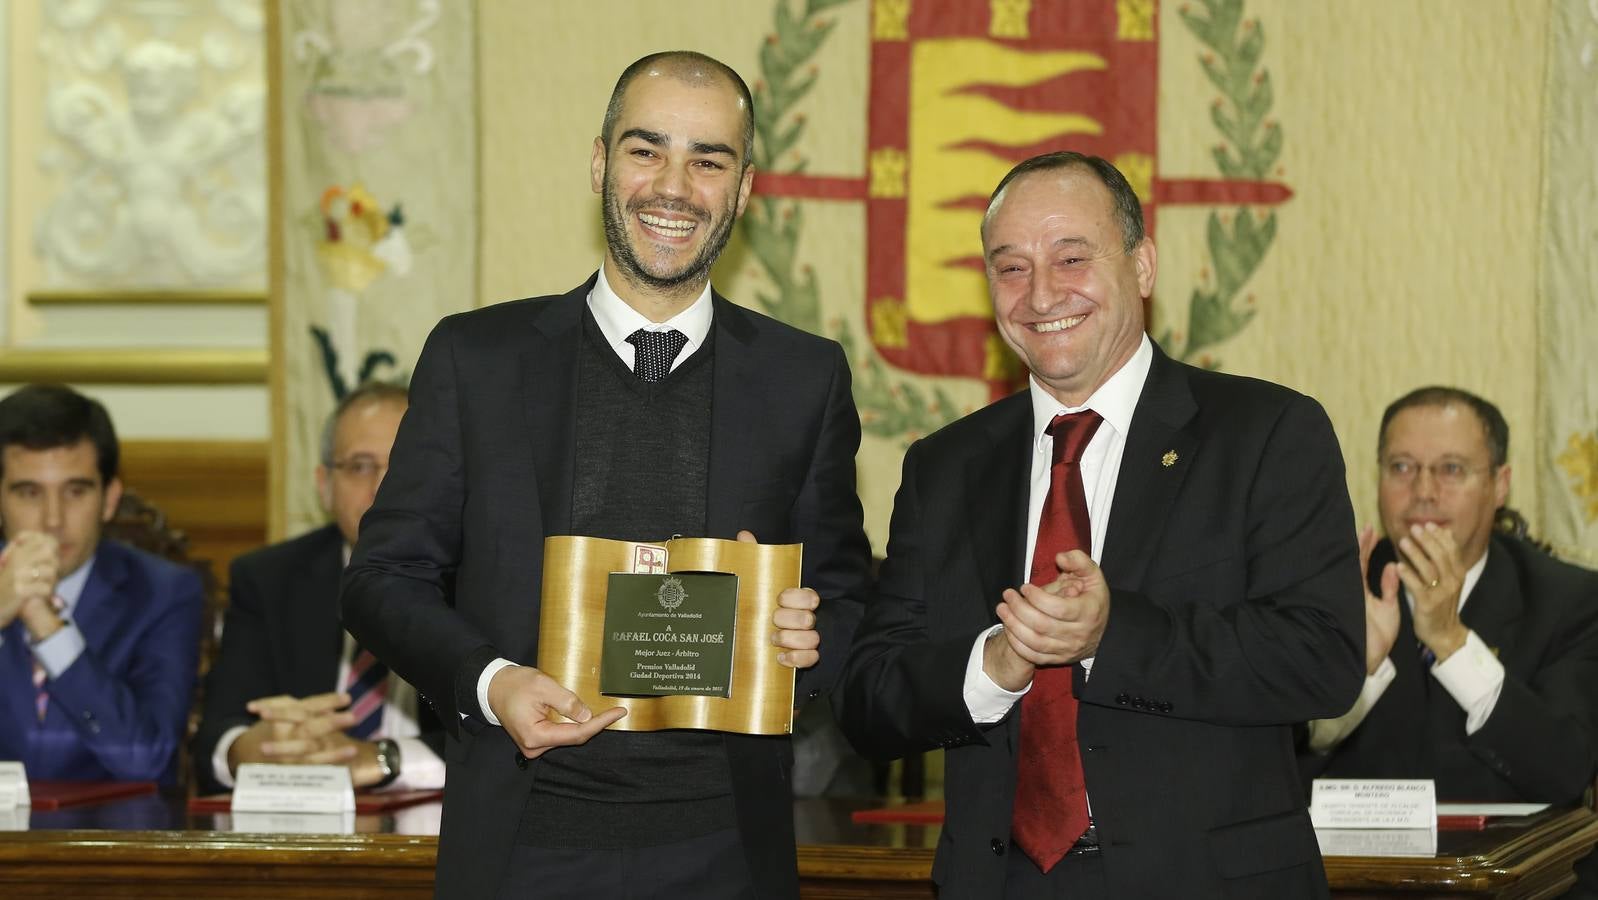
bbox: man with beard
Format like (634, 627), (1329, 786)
(342, 51), (870, 899)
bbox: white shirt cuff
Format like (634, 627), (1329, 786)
(32, 621), (87, 678)
(1430, 630), (1504, 735)
(1306, 657), (1396, 753)
(390, 736), (446, 790)
(964, 624), (1030, 724)
(211, 724), (251, 788)
(475, 658), (517, 727)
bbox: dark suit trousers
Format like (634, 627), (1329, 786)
(494, 827), (755, 899)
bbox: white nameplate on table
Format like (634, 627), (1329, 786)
(231, 764), (355, 814)
(0, 807), (25, 832)
(230, 811), (356, 835)
(1310, 778), (1435, 829)
(0, 762), (30, 808)
(1438, 801), (1548, 817)
(1315, 826), (1438, 858)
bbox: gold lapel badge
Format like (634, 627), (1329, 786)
(1161, 450), (1179, 468)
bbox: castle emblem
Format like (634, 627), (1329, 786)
(657, 576), (687, 611)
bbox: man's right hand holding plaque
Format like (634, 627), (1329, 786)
(486, 665), (627, 763)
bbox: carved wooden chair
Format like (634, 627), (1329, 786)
(102, 489), (223, 790)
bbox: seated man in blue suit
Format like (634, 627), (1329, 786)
(0, 384), (203, 784)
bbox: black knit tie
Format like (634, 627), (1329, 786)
(626, 329), (688, 382)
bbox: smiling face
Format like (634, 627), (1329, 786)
(591, 70), (754, 316)
(982, 168), (1155, 407)
(0, 439), (122, 575)
(1378, 403), (1510, 569)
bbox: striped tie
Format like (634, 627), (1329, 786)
(32, 660), (48, 721)
(33, 595), (67, 721)
(344, 645), (389, 740)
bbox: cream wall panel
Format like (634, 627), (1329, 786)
(32, 304), (267, 348)
(7, 0), (43, 331)
(1157, 0), (1548, 533)
(0, 2), (10, 346)
(0, 384), (267, 439)
(477, 0), (870, 307)
(2, 1), (267, 442)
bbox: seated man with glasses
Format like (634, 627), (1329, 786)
(1299, 386), (1598, 806)
(193, 382), (444, 793)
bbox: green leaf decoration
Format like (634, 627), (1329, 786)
(741, 0), (959, 444)
(1168, 0), (1283, 365)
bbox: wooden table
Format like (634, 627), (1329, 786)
(0, 794), (1593, 898)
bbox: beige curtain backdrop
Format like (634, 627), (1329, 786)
(476, 0), (1567, 554)
(271, 0), (478, 537)
(1539, 1), (1598, 565)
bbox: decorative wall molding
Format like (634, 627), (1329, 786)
(0, 348), (266, 383)
(34, 0), (267, 290)
(28, 289), (266, 306)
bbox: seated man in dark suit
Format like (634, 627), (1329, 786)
(0, 384), (203, 784)
(193, 382), (443, 793)
(1302, 386), (1598, 805)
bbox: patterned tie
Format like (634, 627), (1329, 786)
(344, 644), (389, 740)
(1012, 410), (1103, 873)
(625, 328), (689, 382)
(32, 595), (67, 721)
(32, 662), (47, 722)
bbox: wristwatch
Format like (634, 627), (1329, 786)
(373, 738), (402, 789)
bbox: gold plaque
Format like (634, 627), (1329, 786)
(537, 535), (802, 734)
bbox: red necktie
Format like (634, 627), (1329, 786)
(1012, 410), (1102, 872)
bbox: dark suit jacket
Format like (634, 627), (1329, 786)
(1302, 533), (1598, 803)
(0, 540), (203, 784)
(192, 523), (446, 794)
(342, 277), (871, 898)
(835, 345), (1365, 899)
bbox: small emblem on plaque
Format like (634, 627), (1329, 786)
(633, 545), (667, 574)
(657, 575), (687, 611)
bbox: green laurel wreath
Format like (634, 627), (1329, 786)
(1156, 0), (1282, 368)
(741, 0), (962, 443)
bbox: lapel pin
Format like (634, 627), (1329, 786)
(1161, 450), (1179, 468)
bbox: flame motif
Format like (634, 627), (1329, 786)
(907, 41), (1112, 321)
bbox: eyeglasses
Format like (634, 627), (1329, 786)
(1380, 457), (1491, 488)
(329, 456), (387, 482)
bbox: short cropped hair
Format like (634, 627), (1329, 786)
(600, 50), (756, 165)
(0, 384), (119, 484)
(319, 381), (409, 467)
(983, 151), (1146, 253)
(1378, 386), (1510, 469)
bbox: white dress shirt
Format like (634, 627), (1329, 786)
(3, 555), (95, 674)
(211, 546), (447, 790)
(475, 264), (714, 726)
(963, 336), (1155, 723)
(1305, 550), (1503, 752)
